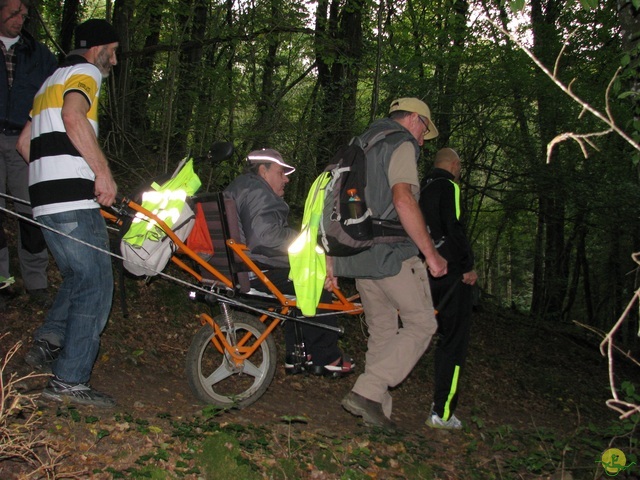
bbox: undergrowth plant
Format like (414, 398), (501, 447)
(603, 381), (639, 460)
(0, 336), (67, 478)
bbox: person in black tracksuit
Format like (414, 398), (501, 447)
(419, 147), (478, 429)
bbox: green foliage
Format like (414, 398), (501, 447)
(578, 0), (599, 10)
(55, 405), (81, 422)
(507, 0), (527, 13)
(402, 463), (435, 479)
(340, 469), (370, 479)
(197, 431), (261, 479)
(273, 457), (298, 478)
(313, 449), (339, 473)
(33, 0), (640, 330)
(107, 465), (171, 479)
(201, 405), (226, 419)
(280, 415), (309, 424)
(614, 381), (640, 437)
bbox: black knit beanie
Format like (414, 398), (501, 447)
(74, 19), (119, 50)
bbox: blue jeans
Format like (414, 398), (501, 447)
(35, 209), (113, 384)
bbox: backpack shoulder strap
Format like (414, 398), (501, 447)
(355, 127), (409, 154)
(419, 176), (449, 194)
(363, 128), (414, 220)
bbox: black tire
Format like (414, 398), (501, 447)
(185, 311), (277, 408)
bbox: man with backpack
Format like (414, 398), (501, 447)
(332, 97), (447, 431)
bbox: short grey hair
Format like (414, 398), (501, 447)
(247, 161), (272, 175)
(388, 110), (412, 120)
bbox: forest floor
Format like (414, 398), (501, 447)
(1, 249), (639, 479)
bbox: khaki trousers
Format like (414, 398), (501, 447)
(352, 256), (437, 418)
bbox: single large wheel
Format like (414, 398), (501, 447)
(186, 311), (277, 408)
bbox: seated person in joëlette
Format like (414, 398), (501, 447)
(224, 148), (354, 377)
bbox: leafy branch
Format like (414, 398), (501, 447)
(493, 23), (640, 162)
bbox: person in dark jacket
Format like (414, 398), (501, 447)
(225, 148), (354, 377)
(419, 147), (478, 430)
(0, 0), (57, 311)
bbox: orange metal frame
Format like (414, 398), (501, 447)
(103, 198), (363, 365)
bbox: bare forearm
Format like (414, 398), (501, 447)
(393, 183), (447, 277)
(394, 189), (437, 259)
(62, 109), (117, 206)
(16, 121), (31, 163)
(64, 113), (112, 178)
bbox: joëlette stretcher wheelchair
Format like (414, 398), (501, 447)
(102, 142), (363, 409)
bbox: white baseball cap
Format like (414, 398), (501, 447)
(247, 148), (295, 175)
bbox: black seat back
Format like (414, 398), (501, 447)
(191, 192), (250, 292)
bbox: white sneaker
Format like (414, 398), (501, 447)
(425, 412), (463, 430)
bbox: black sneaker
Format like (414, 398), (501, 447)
(41, 377), (116, 408)
(27, 288), (53, 309)
(24, 339), (61, 372)
(284, 354), (312, 375)
(0, 285), (18, 299)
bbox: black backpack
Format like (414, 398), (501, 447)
(318, 130), (408, 257)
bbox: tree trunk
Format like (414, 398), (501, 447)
(172, 0), (208, 158)
(24, 0), (45, 40)
(124, 1), (165, 139)
(252, 0), (281, 149)
(530, 0), (570, 321)
(109, 0), (133, 157)
(60, 0), (81, 56)
(563, 219), (583, 320)
(314, 0), (364, 160)
(433, 0), (469, 147)
(578, 226), (594, 324)
(616, 0), (639, 146)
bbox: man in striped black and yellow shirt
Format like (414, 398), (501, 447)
(17, 19), (119, 408)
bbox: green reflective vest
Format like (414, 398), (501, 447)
(288, 172), (331, 316)
(123, 159), (201, 247)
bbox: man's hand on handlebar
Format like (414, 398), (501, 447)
(95, 174), (118, 207)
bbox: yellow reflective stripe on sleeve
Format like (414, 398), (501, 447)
(450, 180), (461, 220)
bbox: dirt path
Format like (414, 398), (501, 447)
(0, 276), (624, 479)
